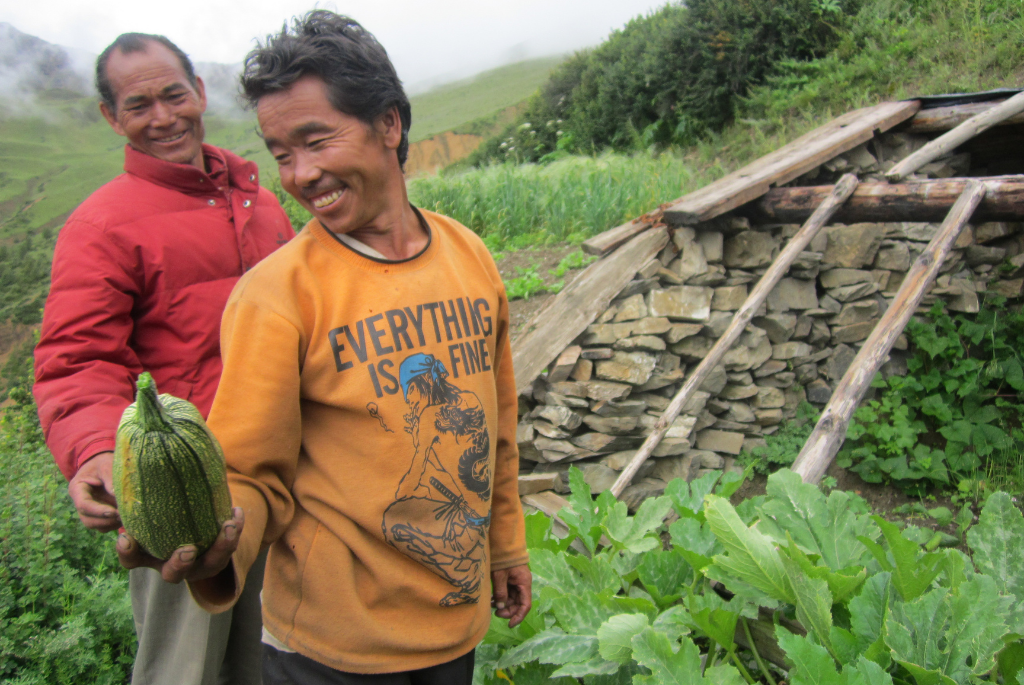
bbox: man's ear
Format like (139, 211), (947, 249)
(194, 75), (208, 114)
(375, 106), (403, 151)
(99, 101), (126, 137)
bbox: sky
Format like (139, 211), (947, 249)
(1, 0), (672, 93)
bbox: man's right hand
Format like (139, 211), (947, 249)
(68, 451), (121, 532)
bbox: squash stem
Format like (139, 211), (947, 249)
(135, 372), (173, 433)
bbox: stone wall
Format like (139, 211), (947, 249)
(517, 130), (1024, 509)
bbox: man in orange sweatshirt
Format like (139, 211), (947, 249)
(116, 10), (531, 684)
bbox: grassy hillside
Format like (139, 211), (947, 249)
(407, 56), (564, 143)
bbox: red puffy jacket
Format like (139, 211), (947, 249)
(34, 144), (295, 480)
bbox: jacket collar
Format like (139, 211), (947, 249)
(122, 143), (260, 196)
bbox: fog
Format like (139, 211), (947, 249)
(0, 0), (673, 95)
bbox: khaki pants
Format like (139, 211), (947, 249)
(130, 549), (267, 685)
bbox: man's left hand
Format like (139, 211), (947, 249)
(491, 564), (531, 628)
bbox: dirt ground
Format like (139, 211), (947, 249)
(497, 244), (582, 342)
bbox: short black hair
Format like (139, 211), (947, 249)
(96, 33), (198, 112)
(240, 11), (412, 168)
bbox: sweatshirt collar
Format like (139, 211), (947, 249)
(122, 143), (260, 196)
(309, 206), (439, 274)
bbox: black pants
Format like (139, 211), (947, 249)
(262, 645), (475, 685)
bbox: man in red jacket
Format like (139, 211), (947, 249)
(33, 32), (294, 685)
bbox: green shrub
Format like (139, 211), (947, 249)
(470, 0), (857, 166)
(738, 402), (819, 474)
(0, 375), (135, 682)
(839, 298), (1024, 495)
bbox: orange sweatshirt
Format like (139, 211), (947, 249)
(192, 209), (528, 673)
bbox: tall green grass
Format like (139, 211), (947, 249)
(408, 153), (694, 250)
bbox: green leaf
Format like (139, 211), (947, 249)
(777, 626), (843, 685)
(669, 517), (718, 572)
(686, 590), (739, 651)
(896, 661), (957, 685)
(849, 573), (891, 665)
(967, 491), (1024, 603)
(863, 516), (943, 601)
(715, 470), (745, 499)
(778, 627), (896, 685)
(560, 467), (602, 553)
(666, 471), (720, 519)
(525, 510), (572, 552)
(780, 532), (867, 604)
(597, 613), (650, 664)
(637, 548), (691, 607)
(530, 549), (582, 597)
(781, 552), (835, 652)
(551, 656), (620, 678)
(495, 628), (600, 669)
(757, 470), (876, 571)
(631, 630), (744, 685)
(705, 494), (796, 604)
(651, 605), (692, 642)
(885, 577), (1012, 685)
(567, 553), (625, 595)
(603, 499), (665, 554)
(998, 642), (1024, 685)
(551, 592), (618, 634)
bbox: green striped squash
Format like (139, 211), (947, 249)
(113, 372), (232, 560)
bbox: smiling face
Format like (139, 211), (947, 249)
(257, 75), (404, 235)
(99, 41), (207, 169)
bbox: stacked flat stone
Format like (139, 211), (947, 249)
(518, 134), (1024, 511)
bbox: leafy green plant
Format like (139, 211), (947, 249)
(549, 250), (598, 278)
(0, 385), (136, 683)
(505, 265), (553, 301)
(738, 402), (819, 474)
(839, 299), (1024, 495)
(475, 468), (1024, 685)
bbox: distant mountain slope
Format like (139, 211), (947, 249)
(408, 56), (564, 143)
(0, 22), (90, 104)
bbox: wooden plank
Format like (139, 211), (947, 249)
(905, 99), (1024, 133)
(747, 177), (1024, 224)
(521, 491), (571, 519)
(581, 220), (652, 256)
(512, 227), (669, 396)
(791, 181), (987, 484)
(662, 101), (920, 225)
(609, 174), (861, 497)
(521, 491), (611, 553)
(887, 91), (1024, 182)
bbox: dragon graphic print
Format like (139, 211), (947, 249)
(381, 353), (491, 607)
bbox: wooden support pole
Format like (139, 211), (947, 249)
(746, 177), (1024, 224)
(791, 181), (987, 485)
(886, 91), (1024, 182)
(608, 174), (860, 498)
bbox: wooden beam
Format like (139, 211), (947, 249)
(661, 101), (919, 226)
(512, 227), (669, 396)
(887, 91), (1024, 182)
(609, 174), (861, 498)
(905, 99), (1024, 134)
(791, 181), (987, 484)
(746, 177), (1024, 224)
(581, 220), (653, 256)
